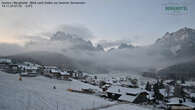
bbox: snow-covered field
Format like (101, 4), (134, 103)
(0, 71), (157, 110)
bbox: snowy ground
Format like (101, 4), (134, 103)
(0, 71), (158, 110)
(100, 104), (156, 110)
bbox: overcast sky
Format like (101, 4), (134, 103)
(0, 0), (195, 46)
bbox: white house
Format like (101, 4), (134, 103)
(19, 65), (39, 77)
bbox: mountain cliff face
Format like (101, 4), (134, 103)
(50, 31), (104, 52)
(155, 27), (195, 57)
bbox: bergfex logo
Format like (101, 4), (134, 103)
(162, 2), (188, 15)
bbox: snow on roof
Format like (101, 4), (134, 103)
(167, 97), (194, 105)
(21, 72), (28, 75)
(160, 86), (174, 96)
(119, 94), (136, 102)
(82, 72), (89, 76)
(44, 66), (58, 69)
(183, 101), (195, 108)
(159, 89), (167, 97)
(26, 66), (38, 70)
(106, 80), (114, 84)
(24, 62), (34, 65)
(18, 64), (24, 67)
(60, 71), (70, 75)
(50, 69), (60, 73)
(164, 80), (174, 83)
(107, 85), (143, 96)
(167, 97), (195, 108)
(23, 62), (41, 67)
(167, 97), (180, 105)
(167, 97), (181, 105)
(19, 65), (38, 70)
(143, 91), (154, 100)
(107, 86), (151, 102)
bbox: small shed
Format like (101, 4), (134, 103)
(60, 71), (70, 80)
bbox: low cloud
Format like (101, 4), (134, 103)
(98, 40), (132, 49)
(55, 24), (94, 40)
(0, 25), (191, 73)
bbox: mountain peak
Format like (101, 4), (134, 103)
(176, 27), (195, 34)
(156, 27), (195, 44)
(178, 27), (193, 31)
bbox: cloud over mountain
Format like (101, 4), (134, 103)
(98, 40), (132, 49)
(0, 26), (195, 73)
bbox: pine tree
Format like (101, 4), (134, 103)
(159, 80), (165, 89)
(145, 81), (151, 91)
(153, 82), (164, 101)
(181, 77), (185, 84)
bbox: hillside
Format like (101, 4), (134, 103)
(158, 61), (195, 80)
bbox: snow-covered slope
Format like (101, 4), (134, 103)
(0, 72), (112, 110)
